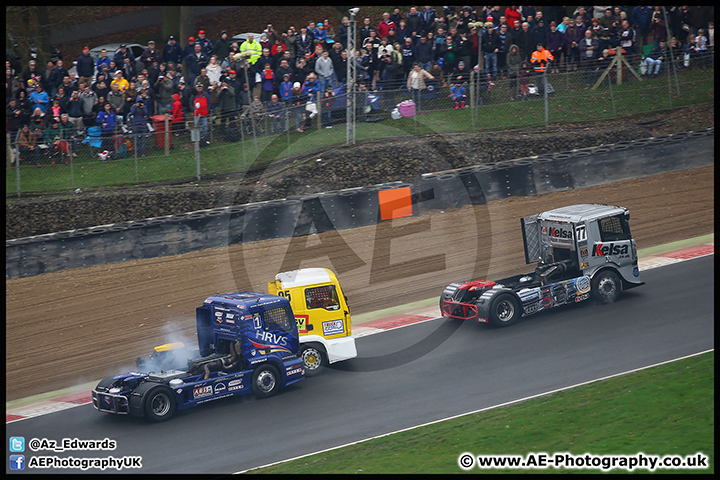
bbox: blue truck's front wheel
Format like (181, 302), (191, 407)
(144, 387), (177, 422)
(251, 364), (281, 398)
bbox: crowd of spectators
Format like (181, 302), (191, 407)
(6, 6), (715, 164)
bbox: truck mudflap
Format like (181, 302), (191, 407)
(324, 336), (357, 364)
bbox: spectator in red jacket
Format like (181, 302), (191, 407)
(505, 6), (523, 33)
(170, 93), (184, 136)
(377, 12), (396, 40)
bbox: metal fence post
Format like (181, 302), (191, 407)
(469, 70), (476, 128)
(133, 128), (139, 183)
(164, 113), (170, 156)
(192, 113), (201, 181)
(543, 68), (549, 129)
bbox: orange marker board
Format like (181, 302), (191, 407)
(378, 187), (413, 221)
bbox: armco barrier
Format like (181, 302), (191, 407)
(5, 129), (714, 279)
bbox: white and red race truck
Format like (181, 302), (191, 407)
(440, 204), (644, 327)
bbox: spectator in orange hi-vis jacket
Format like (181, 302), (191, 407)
(530, 43), (554, 96)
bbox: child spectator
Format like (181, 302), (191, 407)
(518, 61), (532, 100)
(449, 81), (466, 108)
(279, 74), (293, 102)
(260, 63), (275, 102)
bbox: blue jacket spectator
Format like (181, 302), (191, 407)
(163, 36), (183, 65)
(96, 50), (112, 73)
(96, 104), (117, 135)
(302, 75), (321, 102)
(29, 85), (50, 114)
(183, 37), (198, 59)
(631, 6), (652, 40)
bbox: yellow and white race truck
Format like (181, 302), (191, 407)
(268, 268), (357, 375)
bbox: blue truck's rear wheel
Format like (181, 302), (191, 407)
(251, 364), (281, 398)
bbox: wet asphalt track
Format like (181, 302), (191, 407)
(6, 256), (713, 474)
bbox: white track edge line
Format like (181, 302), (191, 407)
(236, 348), (715, 474)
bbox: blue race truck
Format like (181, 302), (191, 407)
(92, 292), (304, 422)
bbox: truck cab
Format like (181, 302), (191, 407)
(268, 268), (357, 375)
(522, 204), (643, 288)
(441, 204), (644, 327)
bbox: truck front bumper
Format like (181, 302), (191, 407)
(441, 300), (487, 322)
(92, 389), (130, 414)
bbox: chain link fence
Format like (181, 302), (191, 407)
(6, 53), (714, 197)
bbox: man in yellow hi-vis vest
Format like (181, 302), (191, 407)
(239, 33), (262, 65)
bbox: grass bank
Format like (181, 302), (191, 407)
(250, 351), (713, 474)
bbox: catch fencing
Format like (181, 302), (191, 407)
(6, 53), (714, 197)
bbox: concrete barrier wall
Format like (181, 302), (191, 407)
(6, 129), (713, 279)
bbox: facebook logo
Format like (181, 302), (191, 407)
(9, 436), (25, 452)
(9, 454), (25, 470)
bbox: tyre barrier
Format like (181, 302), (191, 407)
(421, 172), (468, 209)
(6, 130), (714, 279)
(293, 194), (337, 235)
(240, 200), (303, 243)
(331, 185), (382, 230)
